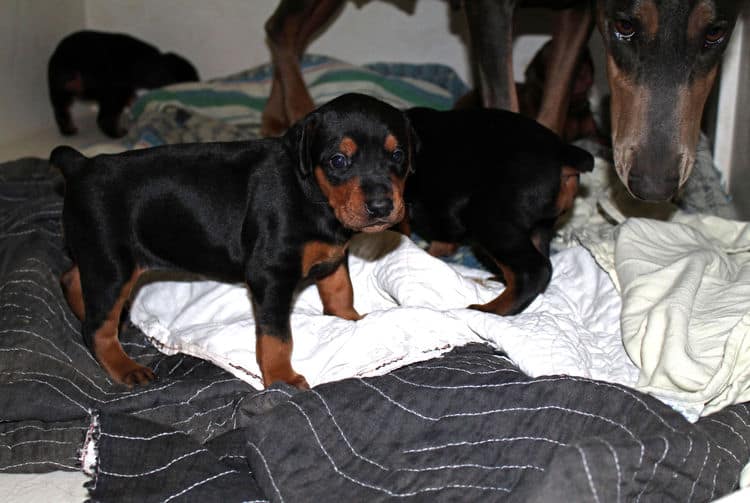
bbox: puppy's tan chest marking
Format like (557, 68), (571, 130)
(301, 241), (348, 278)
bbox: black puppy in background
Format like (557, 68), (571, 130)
(404, 107), (594, 316)
(48, 30), (199, 138)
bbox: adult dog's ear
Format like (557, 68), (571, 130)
(284, 112), (318, 178)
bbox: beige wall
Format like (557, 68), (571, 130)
(84, 0), (472, 82)
(0, 0), (85, 142)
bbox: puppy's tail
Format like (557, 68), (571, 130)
(562, 144), (594, 173)
(50, 145), (87, 178)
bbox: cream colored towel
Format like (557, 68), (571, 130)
(612, 215), (750, 416)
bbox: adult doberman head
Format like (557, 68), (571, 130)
(596, 0), (740, 201)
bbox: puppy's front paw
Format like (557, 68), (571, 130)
(97, 343), (157, 388)
(264, 370), (310, 390)
(336, 307), (363, 321)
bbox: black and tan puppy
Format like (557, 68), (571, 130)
(404, 107), (594, 316)
(48, 30), (199, 138)
(52, 93), (416, 389)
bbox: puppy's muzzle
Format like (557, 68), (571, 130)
(365, 197), (394, 219)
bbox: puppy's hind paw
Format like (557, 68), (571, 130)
(120, 365), (156, 388)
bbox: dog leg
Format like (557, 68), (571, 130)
(262, 0), (344, 137)
(469, 233), (552, 316)
(249, 268), (309, 389)
(556, 166), (582, 216)
(49, 78), (78, 136)
(463, 0), (519, 111)
(61, 265), (85, 321)
(256, 333), (309, 389)
(427, 241), (459, 257)
(316, 260), (361, 321)
(535, 5), (594, 135)
(96, 86), (135, 138)
(81, 266), (155, 386)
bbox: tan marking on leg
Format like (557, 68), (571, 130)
(427, 241), (459, 257)
(469, 262), (517, 316)
(256, 334), (309, 389)
(92, 267), (155, 387)
(556, 165), (581, 215)
(61, 265), (85, 320)
(301, 241), (347, 278)
(316, 261), (361, 320)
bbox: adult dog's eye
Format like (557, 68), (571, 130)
(329, 153), (348, 170)
(704, 25), (727, 47)
(391, 148), (404, 163)
(613, 19), (636, 41)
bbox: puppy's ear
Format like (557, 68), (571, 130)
(561, 144), (594, 173)
(285, 113), (318, 178)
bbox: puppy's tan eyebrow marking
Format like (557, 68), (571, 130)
(339, 137), (358, 157)
(384, 133), (398, 152)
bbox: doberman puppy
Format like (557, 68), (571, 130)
(404, 107), (594, 315)
(261, 0), (739, 201)
(51, 93), (416, 389)
(48, 30), (200, 138)
(466, 0), (740, 201)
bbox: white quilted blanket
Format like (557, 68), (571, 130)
(131, 231), (640, 404)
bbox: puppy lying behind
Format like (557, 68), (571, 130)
(48, 30), (200, 138)
(404, 107), (594, 316)
(52, 93), (416, 389)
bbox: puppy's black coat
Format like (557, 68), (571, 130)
(52, 93), (415, 389)
(48, 30), (199, 138)
(405, 107), (594, 316)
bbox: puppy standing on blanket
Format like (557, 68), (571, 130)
(52, 93), (416, 389)
(404, 107), (594, 316)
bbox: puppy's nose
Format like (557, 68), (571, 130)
(365, 198), (393, 218)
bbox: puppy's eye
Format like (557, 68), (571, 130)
(613, 19), (636, 41)
(329, 153), (348, 170)
(704, 25), (727, 47)
(391, 148), (404, 163)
